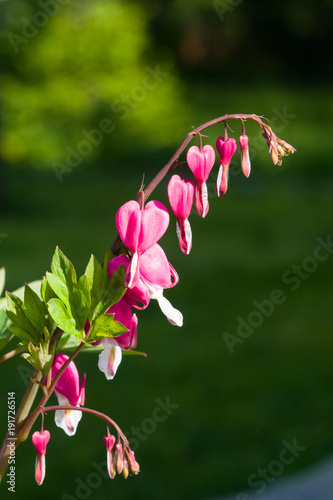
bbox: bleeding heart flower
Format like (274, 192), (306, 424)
(95, 298), (138, 381)
(108, 244), (182, 326)
(116, 200), (169, 288)
(167, 175), (196, 255)
(51, 354), (86, 436)
(186, 144), (215, 218)
(32, 430), (50, 485)
(216, 136), (237, 196)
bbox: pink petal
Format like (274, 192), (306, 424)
(51, 355), (82, 407)
(167, 175), (196, 220)
(186, 145), (215, 182)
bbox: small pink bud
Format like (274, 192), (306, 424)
(239, 134), (251, 178)
(116, 442), (124, 474)
(32, 430), (50, 486)
(216, 137), (237, 197)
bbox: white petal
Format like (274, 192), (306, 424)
(151, 288), (183, 327)
(184, 219), (192, 255)
(98, 339), (122, 380)
(128, 252), (138, 288)
(54, 394), (82, 436)
(217, 164), (223, 197)
(201, 182), (208, 217)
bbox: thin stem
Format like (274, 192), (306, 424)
(0, 346), (26, 364)
(42, 405), (128, 445)
(0, 341), (85, 482)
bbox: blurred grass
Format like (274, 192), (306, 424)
(0, 83), (333, 500)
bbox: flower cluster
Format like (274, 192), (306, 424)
(1, 114), (294, 488)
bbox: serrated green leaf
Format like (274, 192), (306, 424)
(24, 284), (47, 333)
(87, 312), (127, 343)
(0, 268), (5, 297)
(6, 292), (40, 344)
(47, 298), (81, 338)
(51, 246), (77, 288)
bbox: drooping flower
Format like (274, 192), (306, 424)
(186, 144), (215, 218)
(95, 298), (138, 380)
(116, 199), (169, 288)
(167, 174), (196, 255)
(216, 136), (237, 196)
(108, 244), (183, 326)
(239, 133), (251, 178)
(32, 430), (50, 485)
(51, 354), (86, 436)
(104, 428), (116, 479)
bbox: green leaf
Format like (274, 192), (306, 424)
(51, 246), (77, 288)
(41, 277), (57, 303)
(8, 326), (33, 344)
(93, 263), (126, 318)
(0, 267), (5, 297)
(88, 312), (127, 343)
(123, 348), (147, 357)
(76, 274), (91, 325)
(0, 309), (12, 352)
(46, 272), (71, 309)
(6, 292), (40, 344)
(57, 331), (104, 353)
(47, 298), (81, 338)
(24, 284), (47, 333)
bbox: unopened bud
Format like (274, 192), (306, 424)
(239, 134), (251, 178)
(116, 442), (124, 474)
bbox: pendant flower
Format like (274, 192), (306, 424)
(239, 133), (251, 178)
(51, 354), (86, 436)
(216, 136), (237, 196)
(186, 144), (215, 218)
(32, 430), (50, 486)
(108, 244), (182, 326)
(167, 174), (196, 255)
(95, 298), (138, 380)
(116, 199), (169, 288)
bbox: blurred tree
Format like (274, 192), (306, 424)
(0, 0), (190, 170)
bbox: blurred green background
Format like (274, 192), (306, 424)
(0, 1), (333, 499)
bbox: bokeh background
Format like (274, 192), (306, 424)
(0, 1), (333, 499)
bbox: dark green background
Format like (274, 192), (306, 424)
(0, 1), (333, 499)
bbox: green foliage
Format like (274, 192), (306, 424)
(45, 247), (126, 347)
(1, 0), (189, 168)
(21, 340), (53, 372)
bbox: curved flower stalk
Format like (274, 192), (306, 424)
(51, 354), (86, 436)
(167, 174), (196, 255)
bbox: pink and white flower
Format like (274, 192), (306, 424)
(51, 354), (86, 436)
(108, 244), (183, 326)
(186, 144), (215, 218)
(167, 174), (196, 255)
(32, 430), (50, 485)
(95, 298), (138, 380)
(116, 199), (169, 288)
(216, 136), (237, 196)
